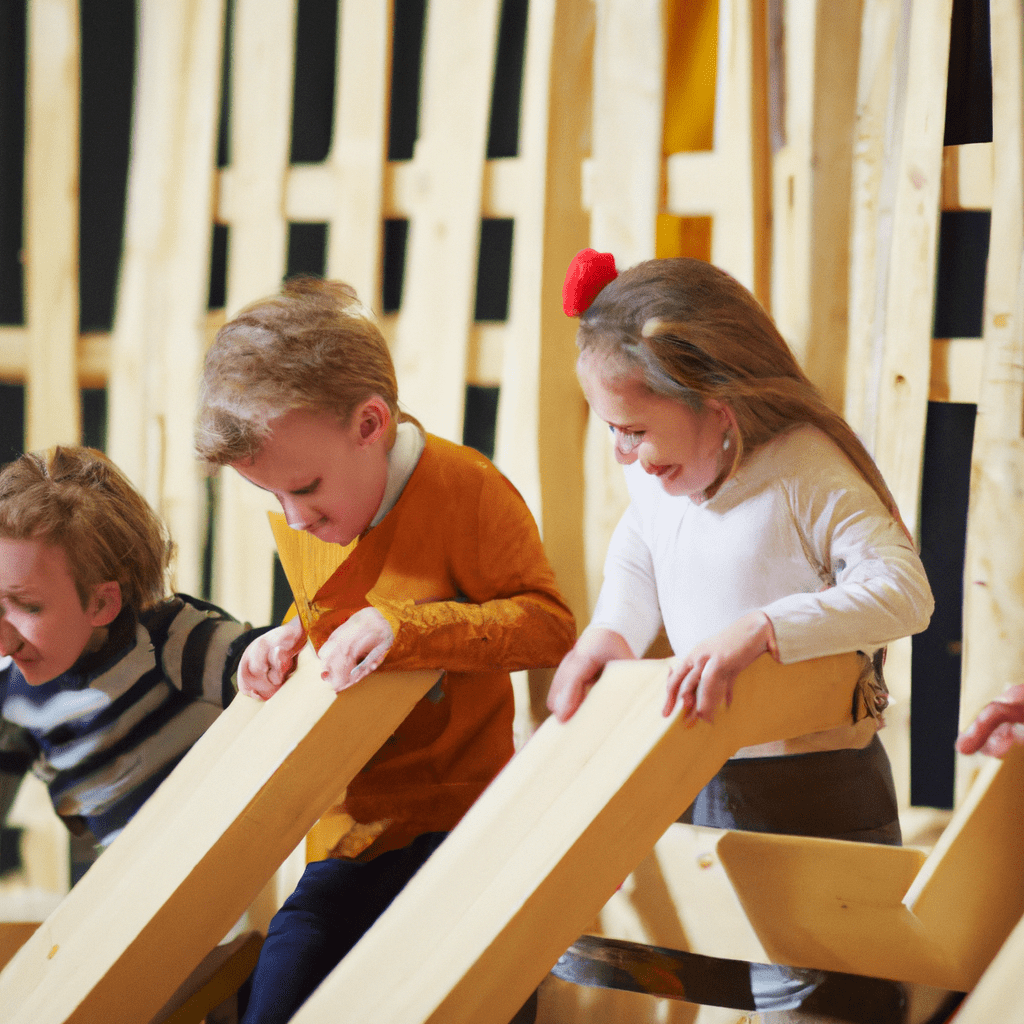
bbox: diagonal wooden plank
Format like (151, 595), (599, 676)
(389, 0), (503, 441)
(107, 0), (226, 594)
(291, 652), (861, 1024)
(24, 0), (80, 450)
(0, 652), (442, 1024)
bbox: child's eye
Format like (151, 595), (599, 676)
(610, 426), (645, 452)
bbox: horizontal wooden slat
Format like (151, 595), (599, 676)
(929, 338), (984, 403)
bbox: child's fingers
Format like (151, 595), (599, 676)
(346, 636), (393, 686)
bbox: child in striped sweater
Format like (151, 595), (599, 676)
(0, 445), (267, 857)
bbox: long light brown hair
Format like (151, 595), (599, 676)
(196, 277), (414, 465)
(0, 446), (172, 611)
(578, 257), (900, 514)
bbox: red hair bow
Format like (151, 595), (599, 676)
(562, 248), (617, 317)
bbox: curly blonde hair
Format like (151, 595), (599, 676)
(0, 446), (172, 611)
(195, 277), (411, 465)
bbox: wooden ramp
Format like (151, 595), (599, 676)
(0, 654), (442, 1024)
(0, 652), (858, 1024)
(287, 653), (860, 1024)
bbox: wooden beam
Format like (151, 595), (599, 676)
(289, 652), (861, 1024)
(24, 0), (80, 450)
(388, 0), (502, 443)
(0, 652), (443, 1024)
(718, 745), (1024, 991)
(958, 0), (1024, 803)
(870, 0), (952, 529)
(107, 0), (226, 595)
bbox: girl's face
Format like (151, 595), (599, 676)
(231, 403), (391, 546)
(0, 537), (119, 685)
(577, 348), (734, 502)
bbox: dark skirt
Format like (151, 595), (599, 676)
(680, 733), (902, 845)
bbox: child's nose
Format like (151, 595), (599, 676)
(280, 495), (314, 531)
(0, 616), (23, 656)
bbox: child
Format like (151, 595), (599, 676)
(194, 277), (575, 1024)
(0, 446), (267, 856)
(550, 251), (934, 1022)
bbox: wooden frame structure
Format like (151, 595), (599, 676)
(2, 0), (1023, 1020)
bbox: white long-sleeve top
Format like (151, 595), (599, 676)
(590, 425), (934, 756)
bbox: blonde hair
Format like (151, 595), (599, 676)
(0, 447), (172, 611)
(196, 277), (410, 464)
(578, 257), (899, 513)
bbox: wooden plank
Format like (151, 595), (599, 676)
(954, 910), (1024, 1023)
(491, 0), (593, 633)
(870, 0), (952, 528)
(389, 0), (502, 442)
(290, 652), (861, 1024)
(929, 338), (984, 403)
(958, 0), (1024, 801)
(212, 0), (297, 627)
(107, 0), (226, 595)
(715, 745), (1024, 991)
(322, 0), (390, 304)
(844, 0), (901, 443)
(0, 653), (443, 1024)
(23, 0), (80, 450)
(582, 0), (663, 610)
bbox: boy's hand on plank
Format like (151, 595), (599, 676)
(318, 606), (395, 693)
(238, 616), (307, 700)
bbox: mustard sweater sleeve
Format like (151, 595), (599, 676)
(370, 468), (576, 674)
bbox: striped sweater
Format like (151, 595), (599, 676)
(0, 594), (267, 849)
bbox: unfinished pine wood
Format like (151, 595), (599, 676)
(954, 909), (1024, 1023)
(387, 0), (502, 442)
(490, 0), (593, 637)
(844, 0), (901, 444)
(107, 0), (226, 595)
(212, 0), (298, 628)
(718, 743), (1024, 992)
(663, 0), (766, 296)
(958, 0), (1024, 786)
(290, 652), (860, 1024)
(24, 0), (80, 450)
(869, 0), (952, 528)
(319, 0), (390, 303)
(0, 652), (442, 1024)
(581, 0), (664, 610)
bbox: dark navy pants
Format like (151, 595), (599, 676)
(241, 831), (447, 1024)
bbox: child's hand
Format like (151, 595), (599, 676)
(238, 617), (307, 701)
(318, 606), (395, 693)
(547, 628), (635, 722)
(956, 684), (1024, 757)
(664, 611), (777, 722)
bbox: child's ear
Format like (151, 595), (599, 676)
(88, 581), (122, 628)
(356, 396), (392, 445)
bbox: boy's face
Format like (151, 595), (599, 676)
(231, 403), (390, 547)
(0, 536), (117, 685)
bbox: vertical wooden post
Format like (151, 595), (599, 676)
(388, 0), (503, 442)
(24, 0), (80, 451)
(107, 0), (226, 594)
(959, 0), (1024, 794)
(212, 0), (298, 626)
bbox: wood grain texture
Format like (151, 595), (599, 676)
(0, 653), (442, 1024)
(24, 0), (80, 450)
(291, 652), (860, 1024)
